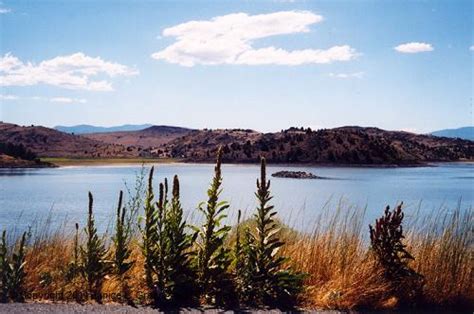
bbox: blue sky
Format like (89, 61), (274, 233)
(0, 0), (472, 133)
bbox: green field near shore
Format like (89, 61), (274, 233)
(41, 157), (179, 166)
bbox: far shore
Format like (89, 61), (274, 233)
(24, 157), (474, 168)
(40, 157), (181, 166)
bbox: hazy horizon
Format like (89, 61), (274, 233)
(1, 1), (473, 133)
(2, 120), (471, 135)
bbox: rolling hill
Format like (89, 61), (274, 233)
(162, 126), (474, 165)
(1, 123), (472, 165)
(0, 123), (138, 158)
(83, 125), (192, 148)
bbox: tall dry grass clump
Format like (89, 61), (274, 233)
(286, 204), (389, 310)
(408, 206), (473, 308)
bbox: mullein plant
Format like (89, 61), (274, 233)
(159, 175), (197, 306)
(140, 166), (158, 303)
(140, 168), (197, 306)
(112, 190), (134, 304)
(193, 147), (235, 306)
(66, 223), (81, 281)
(369, 203), (424, 305)
(80, 192), (111, 303)
(8, 231), (27, 302)
(238, 157), (304, 308)
(0, 231), (9, 303)
(154, 180), (167, 304)
(0, 230), (28, 303)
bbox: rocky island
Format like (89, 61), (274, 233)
(271, 170), (326, 179)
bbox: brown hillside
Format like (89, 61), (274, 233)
(0, 123), (137, 158)
(1, 123), (472, 165)
(163, 126), (474, 165)
(83, 125), (192, 148)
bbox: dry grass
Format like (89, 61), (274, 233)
(408, 206), (473, 308)
(14, 203), (474, 310)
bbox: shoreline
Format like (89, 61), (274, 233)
(2, 157), (472, 169)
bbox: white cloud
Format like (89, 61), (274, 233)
(0, 94), (18, 100)
(394, 42), (434, 53)
(152, 11), (358, 66)
(50, 97), (87, 104)
(470, 45), (474, 51)
(0, 52), (138, 91)
(0, 94), (87, 103)
(0, 7), (11, 14)
(329, 71), (364, 79)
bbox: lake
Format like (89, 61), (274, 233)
(0, 162), (472, 233)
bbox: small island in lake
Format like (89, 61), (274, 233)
(272, 170), (327, 179)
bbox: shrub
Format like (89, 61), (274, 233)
(124, 165), (147, 237)
(193, 147), (235, 306)
(238, 157), (304, 308)
(369, 203), (424, 306)
(80, 192), (111, 303)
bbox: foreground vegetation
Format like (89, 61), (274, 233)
(0, 148), (472, 310)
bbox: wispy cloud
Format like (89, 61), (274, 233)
(0, 94), (18, 100)
(152, 11), (358, 66)
(0, 6), (11, 14)
(329, 72), (364, 79)
(470, 45), (474, 52)
(0, 52), (138, 91)
(50, 97), (87, 103)
(394, 42), (434, 53)
(0, 94), (87, 103)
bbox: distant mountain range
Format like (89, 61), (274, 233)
(431, 127), (474, 141)
(1, 122), (473, 166)
(54, 124), (153, 134)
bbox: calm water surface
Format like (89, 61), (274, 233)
(0, 163), (472, 233)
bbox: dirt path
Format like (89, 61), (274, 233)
(0, 303), (317, 313)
